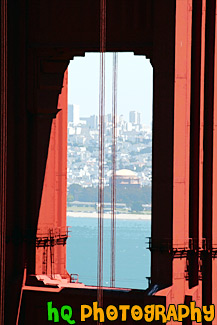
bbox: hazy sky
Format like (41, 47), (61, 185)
(68, 52), (153, 126)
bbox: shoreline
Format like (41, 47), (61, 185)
(67, 211), (151, 220)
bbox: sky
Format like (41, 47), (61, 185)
(68, 52), (153, 126)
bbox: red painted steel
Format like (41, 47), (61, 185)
(155, 0), (203, 311)
(2, 1), (217, 323)
(154, 0), (194, 308)
(35, 71), (69, 278)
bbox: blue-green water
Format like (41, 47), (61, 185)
(67, 217), (151, 290)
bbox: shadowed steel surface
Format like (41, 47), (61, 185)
(0, 0), (7, 323)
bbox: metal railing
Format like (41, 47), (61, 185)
(36, 226), (70, 248)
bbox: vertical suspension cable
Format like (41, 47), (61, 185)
(110, 53), (118, 288)
(98, 0), (106, 317)
(0, 0), (7, 323)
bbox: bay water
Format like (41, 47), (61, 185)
(67, 217), (151, 290)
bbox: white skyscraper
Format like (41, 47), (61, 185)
(129, 111), (141, 125)
(68, 104), (80, 125)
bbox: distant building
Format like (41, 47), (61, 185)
(129, 111), (141, 125)
(106, 114), (112, 123)
(126, 122), (132, 131)
(80, 117), (88, 125)
(114, 169), (140, 187)
(137, 112), (141, 125)
(87, 115), (98, 129)
(68, 104), (80, 125)
(119, 114), (124, 123)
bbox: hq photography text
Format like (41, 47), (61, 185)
(47, 301), (215, 323)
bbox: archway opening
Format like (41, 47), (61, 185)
(67, 52), (153, 290)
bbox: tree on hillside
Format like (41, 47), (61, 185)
(68, 183), (151, 211)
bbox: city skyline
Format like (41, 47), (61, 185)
(67, 107), (152, 192)
(68, 52), (153, 126)
(68, 104), (150, 128)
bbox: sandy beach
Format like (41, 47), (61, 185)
(67, 211), (151, 220)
